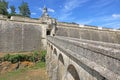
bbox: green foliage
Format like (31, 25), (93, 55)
(18, 1), (31, 17)
(10, 5), (16, 15)
(0, 61), (46, 80)
(41, 50), (47, 62)
(2, 50), (47, 63)
(3, 54), (32, 63)
(8, 55), (19, 63)
(31, 61), (45, 69)
(33, 51), (39, 57)
(3, 54), (10, 61)
(0, 67), (27, 80)
(0, 0), (8, 15)
(32, 51), (39, 62)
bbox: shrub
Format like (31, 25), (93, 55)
(2, 50), (46, 63)
(3, 54), (31, 63)
(41, 50), (47, 62)
(4, 54), (10, 61)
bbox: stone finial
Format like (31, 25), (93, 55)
(42, 6), (49, 17)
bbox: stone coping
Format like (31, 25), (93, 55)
(57, 24), (120, 32)
(50, 36), (120, 60)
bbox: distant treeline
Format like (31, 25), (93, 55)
(0, 0), (31, 18)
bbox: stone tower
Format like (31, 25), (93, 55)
(39, 6), (57, 36)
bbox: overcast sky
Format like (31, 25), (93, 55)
(6, 0), (120, 29)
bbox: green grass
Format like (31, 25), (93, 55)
(0, 61), (46, 80)
(0, 68), (27, 80)
(0, 50), (47, 80)
(30, 61), (46, 69)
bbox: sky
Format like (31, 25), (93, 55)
(6, 0), (120, 29)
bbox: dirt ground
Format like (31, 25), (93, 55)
(11, 69), (49, 80)
(0, 52), (49, 80)
(0, 68), (49, 80)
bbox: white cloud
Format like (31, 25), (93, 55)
(76, 14), (120, 29)
(59, 0), (89, 21)
(100, 22), (120, 29)
(31, 12), (37, 15)
(63, 0), (89, 12)
(90, 0), (114, 8)
(112, 14), (120, 19)
(38, 8), (42, 11)
(58, 12), (72, 20)
(38, 7), (55, 13)
(48, 8), (55, 13)
(7, 8), (11, 13)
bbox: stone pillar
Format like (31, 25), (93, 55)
(50, 19), (57, 36)
(52, 66), (58, 80)
(41, 24), (47, 49)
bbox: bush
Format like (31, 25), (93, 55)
(2, 50), (47, 63)
(3, 54), (32, 63)
(41, 50), (47, 62)
(8, 55), (19, 63)
(4, 54), (10, 61)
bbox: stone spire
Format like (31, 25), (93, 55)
(42, 6), (49, 17)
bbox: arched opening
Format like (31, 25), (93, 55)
(49, 45), (53, 61)
(52, 48), (57, 60)
(51, 45), (53, 50)
(53, 34), (55, 36)
(47, 30), (51, 35)
(49, 43), (50, 47)
(58, 54), (64, 65)
(66, 64), (80, 80)
(58, 54), (65, 80)
(50, 48), (58, 80)
(53, 48), (57, 55)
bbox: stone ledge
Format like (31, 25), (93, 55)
(55, 36), (120, 60)
(57, 24), (120, 32)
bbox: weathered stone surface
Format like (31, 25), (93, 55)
(47, 36), (120, 80)
(56, 27), (120, 44)
(0, 20), (43, 52)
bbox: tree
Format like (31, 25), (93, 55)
(18, 1), (31, 17)
(10, 5), (16, 15)
(0, 0), (8, 15)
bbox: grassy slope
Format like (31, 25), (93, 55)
(0, 61), (48, 80)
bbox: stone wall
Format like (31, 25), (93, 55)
(57, 22), (79, 27)
(56, 26), (120, 44)
(0, 20), (46, 52)
(10, 16), (41, 24)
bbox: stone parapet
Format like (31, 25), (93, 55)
(56, 26), (120, 44)
(10, 16), (42, 23)
(57, 22), (79, 27)
(0, 14), (7, 20)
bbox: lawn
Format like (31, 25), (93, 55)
(0, 61), (49, 80)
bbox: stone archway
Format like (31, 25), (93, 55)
(53, 48), (57, 55)
(58, 54), (65, 80)
(50, 48), (58, 80)
(46, 29), (51, 35)
(65, 64), (80, 80)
